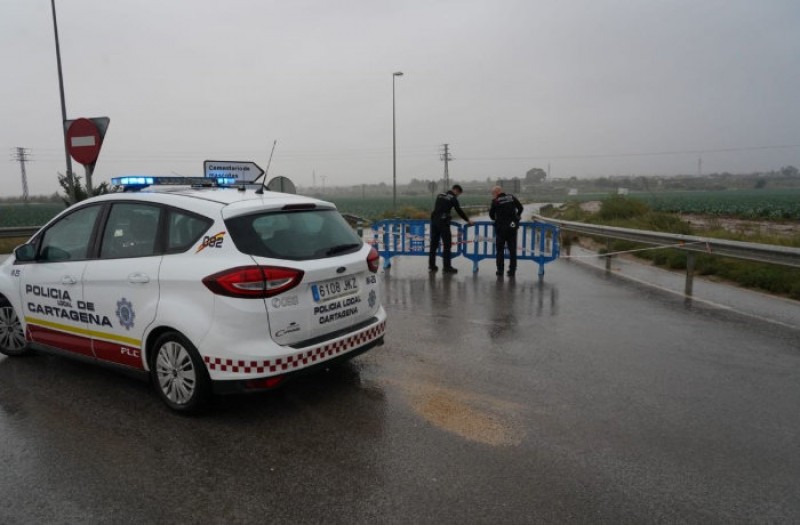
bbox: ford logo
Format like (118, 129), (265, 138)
(336, 266), (346, 274)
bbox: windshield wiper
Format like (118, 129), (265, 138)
(325, 243), (361, 256)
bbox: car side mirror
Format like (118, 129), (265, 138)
(13, 244), (36, 262)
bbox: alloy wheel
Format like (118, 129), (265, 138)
(0, 306), (26, 352)
(155, 340), (197, 406)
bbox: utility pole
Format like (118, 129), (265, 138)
(12, 147), (31, 202)
(440, 143), (452, 190)
(51, 0), (75, 201)
(320, 175), (327, 194)
(392, 71), (404, 211)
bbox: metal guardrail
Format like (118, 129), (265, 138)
(0, 226), (38, 239)
(535, 214), (800, 296)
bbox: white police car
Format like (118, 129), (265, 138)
(0, 176), (386, 412)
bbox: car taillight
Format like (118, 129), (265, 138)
(367, 247), (380, 273)
(203, 266), (304, 298)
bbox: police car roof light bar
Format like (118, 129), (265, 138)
(111, 176), (240, 191)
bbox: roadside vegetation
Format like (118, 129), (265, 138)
(377, 204), (486, 221)
(542, 195), (800, 300)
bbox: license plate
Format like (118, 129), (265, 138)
(311, 275), (359, 302)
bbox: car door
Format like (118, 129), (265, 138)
(81, 201), (164, 370)
(21, 204), (102, 358)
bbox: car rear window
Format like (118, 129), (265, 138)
(226, 209), (362, 260)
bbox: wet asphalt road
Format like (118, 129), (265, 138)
(1, 255), (800, 523)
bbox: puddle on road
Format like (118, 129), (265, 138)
(414, 387), (523, 446)
(386, 378), (524, 446)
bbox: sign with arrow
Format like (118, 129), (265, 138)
(203, 160), (264, 182)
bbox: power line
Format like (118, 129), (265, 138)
(19, 141), (800, 170)
(458, 143), (800, 162)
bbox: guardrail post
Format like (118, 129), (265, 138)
(604, 238), (613, 271)
(356, 219), (363, 238)
(685, 252), (696, 296)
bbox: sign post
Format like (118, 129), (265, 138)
(203, 160), (264, 183)
(65, 117), (110, 194)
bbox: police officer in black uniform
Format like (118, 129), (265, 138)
(489, 185), (524, 276)
(429, 184), (473, 273)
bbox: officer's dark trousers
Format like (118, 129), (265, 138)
(495, 226), (518, 271)
(429, 220), (453, 268)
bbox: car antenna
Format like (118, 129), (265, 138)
(254, 139), (277, 194)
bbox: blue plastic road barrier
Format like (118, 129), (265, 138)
(461, 221), (560, 276)
(370, 219), (559, 275)
(370, 219), (463, 269)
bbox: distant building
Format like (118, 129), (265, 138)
(617, 187), (629, 195)
(568, 188), (578, 196)
(497, 178), (521, 193)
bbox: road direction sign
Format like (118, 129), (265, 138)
(204, 160), (265, 182)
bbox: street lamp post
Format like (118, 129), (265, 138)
(392, 71), (403, 212)
(51, 0), (75, 200)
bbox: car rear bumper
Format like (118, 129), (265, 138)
(211, 335), (384, 394)
(202, 311), (386, 383)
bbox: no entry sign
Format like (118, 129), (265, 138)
(65, 117), (109, 166)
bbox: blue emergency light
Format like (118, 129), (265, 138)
(111, 176), (240, 190)
(112, 176), (155, 186)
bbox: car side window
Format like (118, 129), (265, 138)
(166, 209), (212, 253)
(38, 205), (101, 262)
(100, 203), (163, 259)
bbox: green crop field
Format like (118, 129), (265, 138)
(5, 189), (796, 227)
(0, 203), (65, 227)
(628, 189), (800, 220)
(0, 197), (489, 228)
(325, 195), (490, 220)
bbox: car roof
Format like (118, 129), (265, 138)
(83, 187), (336, 218)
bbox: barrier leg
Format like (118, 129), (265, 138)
(383, 256), (392, 269)
(473, 260), (479, 273)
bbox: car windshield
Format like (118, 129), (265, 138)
(226, 209), (362, 260)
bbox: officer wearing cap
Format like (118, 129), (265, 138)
(489, 185), (524, 277)
(429, 184), (473, 273)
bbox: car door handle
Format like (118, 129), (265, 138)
(128, 273), (151, 284)
(61, 275), (78, 285)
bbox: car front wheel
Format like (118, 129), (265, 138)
(0, 301), (30, 357)
(151, 332), (210, 413)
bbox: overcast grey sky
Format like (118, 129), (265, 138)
(2, 0), (799, 196)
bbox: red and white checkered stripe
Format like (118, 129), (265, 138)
(203, 321), (386, 374)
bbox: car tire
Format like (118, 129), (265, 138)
(0, 300), (30, 357)
(150, 332), (211, 413)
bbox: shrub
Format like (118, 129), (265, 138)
(596, 195), (649, 221)
(379, 206), (429, 220)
